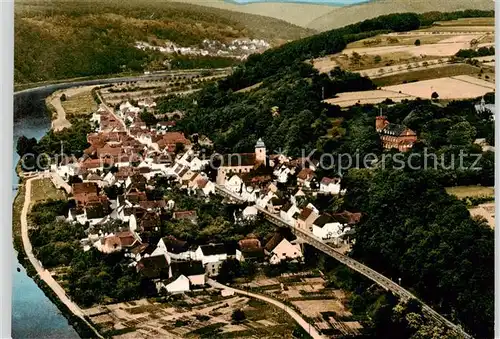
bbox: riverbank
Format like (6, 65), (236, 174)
(12, 174), (97, 338)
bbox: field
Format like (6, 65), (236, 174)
(382, 75), (494, 100)
(85, 291), (299, 338)
(30, 178), (66, 203)
(323, 90), (415, 107)
(445, 186), (494, 199)
(60, 86), (98, 117)
(372, 64), (484, 87)
(14, 0), (312, 83)
(435, 17), (495, 26)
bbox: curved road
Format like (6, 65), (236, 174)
(20, 175), (103, 339)
(207, 279), (325, 339)
(214, 185), (471, 339)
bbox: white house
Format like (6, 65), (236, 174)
(312, 214), (351, 245)
(242, 205), (258, 220)
(154, 236), (192, 261)
(280, 203), (300, 224)
(164, 275), (190, 294)
(225, 174), (244, 193)
(319, 177), (343, 195)
(195, 244), (227, 264)
(269, 238), (303, 265)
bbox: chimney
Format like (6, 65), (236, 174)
(376, 116), (389, 132)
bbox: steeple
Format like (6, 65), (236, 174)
(255, 138), (266, 163)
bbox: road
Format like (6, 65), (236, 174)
(214, 184), (472, 339)
(14, 67), (232, 96)
(207, 279), (325, 339)
(20, 175), (103, 339)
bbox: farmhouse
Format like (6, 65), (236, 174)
(376, 116), (417, 152)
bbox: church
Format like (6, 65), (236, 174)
(216, 138), (267, 185)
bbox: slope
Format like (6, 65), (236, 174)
(307, 0), (495, 31)
(14, 0), (314, 83)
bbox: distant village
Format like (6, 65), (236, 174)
(135, 38), (271, 61)
(46, 96), (363, 295)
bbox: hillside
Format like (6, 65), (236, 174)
(307, 0), (495, 31)
(168, 0), (494, 31)
(14, 0), (313, 83)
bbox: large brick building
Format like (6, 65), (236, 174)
(376, 116), (417, 152)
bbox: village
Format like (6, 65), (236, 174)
(46, 93), (366, 293)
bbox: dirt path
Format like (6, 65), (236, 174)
(21, 175), (103, 338)
(207, 279), (325, 339)
(50, 85), (97, 131)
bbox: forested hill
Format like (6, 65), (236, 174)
(222, 9), (494, 91)
(14, 0), (313, 83)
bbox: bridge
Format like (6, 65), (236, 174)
(214, 184), (471, 339)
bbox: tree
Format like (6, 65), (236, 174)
(374, 55), (382, 64)
(446, 121), (476, 145)
(431, 91), (439, 100)
(414, 39), (421, 46)
(140, 111), (157, 127)
(60, 93), (67, 101)
(217, 259), (241, 284)
(231, 309), (246, 323)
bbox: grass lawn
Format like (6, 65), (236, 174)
(30, 178), (67, 203)
(445, 186), (494, 199)
(373, 64), (481, 87)
(61, 88), (98, 117)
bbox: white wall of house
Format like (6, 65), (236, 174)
(194, 247), (227, 265)
(269, 239), (303, 265)
(243, 206), (258, 220)
(187, 274), (206, 286)
(320, 182), (341, 194)
(165, 275), (190, 294)
(225, 175), (243, 193)
(280, 204), (300, 224)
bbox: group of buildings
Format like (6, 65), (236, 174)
(49, 97), (361, 295)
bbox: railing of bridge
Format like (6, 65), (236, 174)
(214, 184), (471, 338)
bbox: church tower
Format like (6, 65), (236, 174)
(255, 138), (266, 163)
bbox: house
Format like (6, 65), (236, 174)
(98, 231), (140, 253)
(319, 177), (343, 195)
(216, 138), (267, 185)
(136, 253), (170, 280)
(160, 260), (206, 294)
(267, 197), (286, 214)
(280, 203), (300, 224)
(312, 212), (361, 245)
(164, 275), (190, 294)
(170, 261), (206, 287)
(297, 168), (315, 188)
(196, 178), (215, 196)
(268, 238), (303, 265)
(154, 236), (190, 260)
(295, 207), (319, 232)
(376, 116), (417, 152)
(72, 182), (99, 206)
(173, 211), (198, 223)
(242, 205), (258, 220)
(127, 243), (156, 262)
(195, 243), (227, 275)
(236, 236), (265, 262)
(291, 187), (306, 205)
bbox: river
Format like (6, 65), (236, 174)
(12, 72), (206, 338)
(13, 89), (80, 338)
